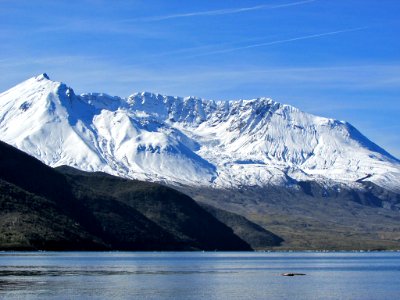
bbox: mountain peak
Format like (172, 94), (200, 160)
(35, 73), (50, 81)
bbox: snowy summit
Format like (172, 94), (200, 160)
(0, 74), (399, 192)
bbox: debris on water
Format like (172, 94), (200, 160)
(281, 273), (306, 276)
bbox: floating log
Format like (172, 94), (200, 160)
(281, 273), (306, 276)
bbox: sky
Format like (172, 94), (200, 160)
(0, 0), (399, 157)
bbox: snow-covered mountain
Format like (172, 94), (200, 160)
(1, 74), (399, 192)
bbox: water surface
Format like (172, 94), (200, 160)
(0, 252), (399, 299)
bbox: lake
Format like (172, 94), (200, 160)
(0, 252), (399, 299)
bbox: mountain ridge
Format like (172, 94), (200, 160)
(1, 74), (399, 193)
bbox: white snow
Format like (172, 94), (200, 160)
(1, 74), (399, 192)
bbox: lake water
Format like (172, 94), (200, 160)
(0, 252), (399, 299)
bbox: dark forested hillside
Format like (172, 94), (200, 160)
(0, 141), (271, 251)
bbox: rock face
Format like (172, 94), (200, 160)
(0, 140), (263, 251)
(0, 74), (399, 193)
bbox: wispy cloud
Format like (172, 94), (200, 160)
(132, 0), (316, 21)
(188, 27), (369, 57)
(109, 27), (368, 64)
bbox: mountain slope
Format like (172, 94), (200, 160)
(182, 183), (400, 250)
(0, 179), (106, 250)
(1, 74), (398, 193)
(57, 166), (259, 250)
(200, 203), (284, 249)
(0, 140), (257, 250)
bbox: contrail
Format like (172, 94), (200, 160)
(191, 27), (368, 57)
(139, 0), (316, 21)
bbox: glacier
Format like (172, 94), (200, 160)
(0, 74), (399, 192)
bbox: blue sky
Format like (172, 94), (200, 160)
(1, 0), (399, 157)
